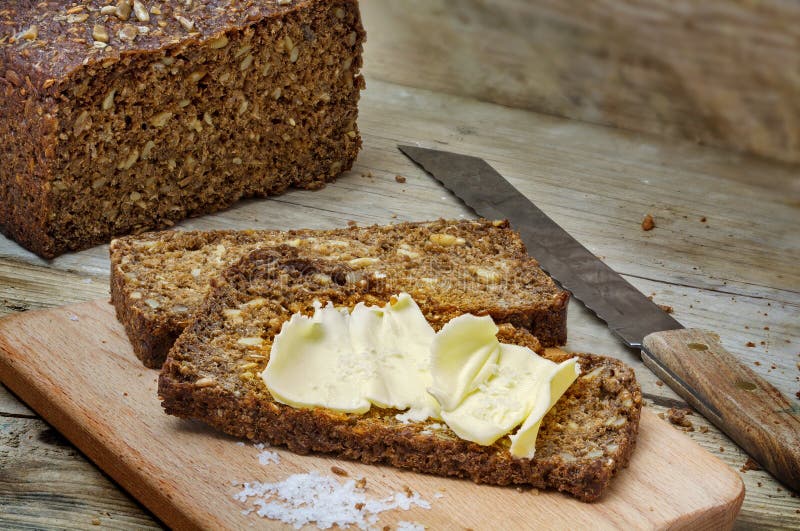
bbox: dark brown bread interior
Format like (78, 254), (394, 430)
(1, 0), (364, 257)
(159, 248), (642, 502)
(111, 220), (570, 368)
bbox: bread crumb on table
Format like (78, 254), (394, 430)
(746, 341), (756, 347)
(666, 407), (694, 431)
(641, 214), (655, 231)
(740, 457), (762, 472)
(395, 175), (407, 183)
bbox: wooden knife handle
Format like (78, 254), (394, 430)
(642, 328), (800, 492)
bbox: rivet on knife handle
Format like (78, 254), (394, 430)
(642, 329), (800, 491)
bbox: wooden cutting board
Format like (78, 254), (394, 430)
(0, 300), (744, 530)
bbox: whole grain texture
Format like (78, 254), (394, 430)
(0, 0), (365, 258)
(110, 219), (570, 367)
(159, 249), (641, 502)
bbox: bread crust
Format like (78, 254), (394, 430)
(159, 248), (641, 501)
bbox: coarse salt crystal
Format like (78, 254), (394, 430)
(258, 450), (280, 465)
(234, 472), (430, 529)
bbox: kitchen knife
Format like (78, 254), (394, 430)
(399, 145), (800, 491)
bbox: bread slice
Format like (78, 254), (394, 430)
(111, 219), (570, 368)
(159, 247), (642, 502)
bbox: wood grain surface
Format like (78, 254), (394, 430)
(642, 329), (800, 492)
(361, 0), (800, 164)
(0, 301), (745, 530)
(1, 79), (799, 528)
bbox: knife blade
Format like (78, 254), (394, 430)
(400, 144), (800, 491)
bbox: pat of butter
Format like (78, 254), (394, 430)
(263, 293), (439, 419)
(430, 314), (580, 458)
(426, 314), (500, 412)
(263, 293), (579, 458)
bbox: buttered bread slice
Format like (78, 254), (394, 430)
(159, 247), (642, 502)
(111, 219), (569, 368)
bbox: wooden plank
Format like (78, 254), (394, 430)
(0, 301), (744, 530)
(0, 79), (797, 527)
(0, 261), (107, 317)
(360, 0), (800, 164)
(0, 385), (33, 417)
(0, 416), (160, 529)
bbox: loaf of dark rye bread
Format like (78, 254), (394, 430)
(111, 219), (570, 368)
(0, 0), (364, 258)
(159, 248), (642, 502)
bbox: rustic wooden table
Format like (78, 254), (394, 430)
(2, 78), (798, 529)
(2, 3), (800, 528)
